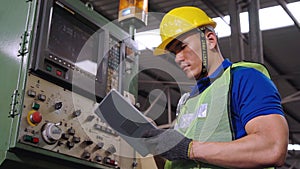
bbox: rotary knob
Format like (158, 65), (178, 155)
(41, 123), (62, 144)
(67, 141), (75, 149)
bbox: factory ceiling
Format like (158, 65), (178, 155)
(80, 0), (300, 168)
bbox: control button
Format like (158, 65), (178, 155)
(54, 102), (62, 110)
(23, 135), (39, 144)
(96, 142), (104, 149)
(67, 127), (75, 135)
(72, 136), (81, 143)
(84, 139), (93, 146)
(41, 123), (62, 144)
(27, 110), (42, 126)
(31, 102), (40, 110)
(73, 110), (81, 117)
(23, 135), (32, 142)
(32, 137), (40, 144)
(27, 89), (36, 97)
(57, 140), (63, 146)
(106, 145), (116, 155)
(67, 141), (74, 149)
(95, 155), (102, 162)
(82, 151), (91, 159)
(103, 157), (117, 166)
(86, 115), (95, 121)
(46, 65), (52, 72)
(62, 133), (70, 140)
(37, 94), (46, 102)
(56, 70), (62, 76)
(132, 161), (138, 167)
(94, 124), (102, 130)
(30, 111), (42, 123)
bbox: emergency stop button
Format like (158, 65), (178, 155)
(27, 110), (42, 126)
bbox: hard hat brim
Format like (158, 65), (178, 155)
(153, 36), (174, 56)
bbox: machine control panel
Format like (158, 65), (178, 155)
(18, 74), (135, 168)
(106, 36), (121, 93)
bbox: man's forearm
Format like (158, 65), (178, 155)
(189, 115), (288, 168)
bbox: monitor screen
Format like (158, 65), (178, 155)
(48, 1), (100, 72)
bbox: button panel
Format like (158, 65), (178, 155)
(19, 74), (126, 168)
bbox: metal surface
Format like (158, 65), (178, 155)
(248, 0), (264, 63)
(0, 0), (34, 164)
(17, 74), (129, 168)
(228, 0), (245, 62)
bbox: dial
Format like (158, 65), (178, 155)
(41, 123), (62, 144)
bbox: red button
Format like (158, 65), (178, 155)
(56, 70), (62, 76)
(30, 111), (42, 124)
(32, 137), (39, 144)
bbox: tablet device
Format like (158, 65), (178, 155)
(95, 89), (157, 156)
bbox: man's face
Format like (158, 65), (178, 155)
(168, 33), (203, 80)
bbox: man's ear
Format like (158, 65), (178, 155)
(206, 32), (217, 49)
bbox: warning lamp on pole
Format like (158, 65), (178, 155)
(118, 0), (148, 38)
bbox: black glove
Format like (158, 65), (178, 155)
(142, 128), (192, 161)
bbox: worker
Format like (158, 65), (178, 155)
(142, 6), (289, 169)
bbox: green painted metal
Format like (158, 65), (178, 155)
(0, 0), (33, 164)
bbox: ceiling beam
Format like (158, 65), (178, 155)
(282, 91), (300, 104)
(199, 0), (229, 25)
(275, 0), (300, 30)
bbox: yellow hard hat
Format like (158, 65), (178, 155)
(154, 6), (216, 56)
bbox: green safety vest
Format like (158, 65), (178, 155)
(165, 62), (270, 169)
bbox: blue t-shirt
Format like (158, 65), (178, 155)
(190, 59), (284, 139)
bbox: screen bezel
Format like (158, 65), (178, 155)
(30, 0), (109, 101)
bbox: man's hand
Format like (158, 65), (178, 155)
(143, 129), (192, 161)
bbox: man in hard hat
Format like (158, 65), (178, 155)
(143, 6), (288, 169)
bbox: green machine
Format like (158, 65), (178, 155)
(0, 0), (140, 168)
